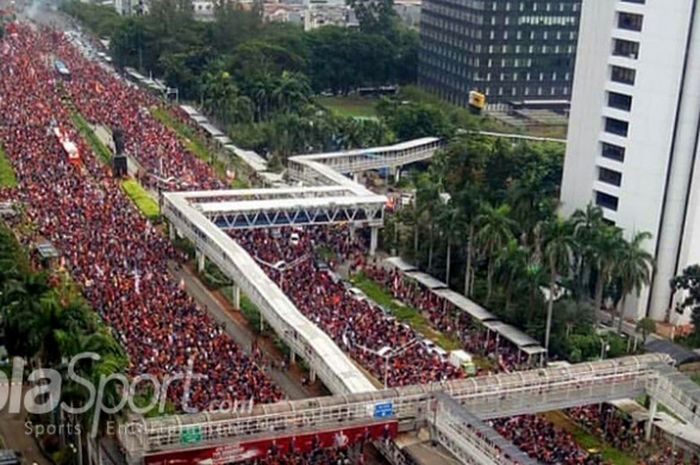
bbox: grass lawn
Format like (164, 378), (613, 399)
(317, 96), (378, 118)
(0, 145), (17, 188)
(121, 179), (160, 221)
(70, 112), (112, 164)
(351, 273), (461, 351)
(544, 412), (637, 465)
(151, 107), (211, 162)
(151, 107), (249, 188)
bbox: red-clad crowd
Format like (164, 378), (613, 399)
(54, 32), (222, 191)
(5, 24), (692, 465)
(0, 26), (281, 410)
(491, 415), (609, 465)
(568, 405), (700, 465)
(231, 227), (464, 387)
(363, 263), (525, 372)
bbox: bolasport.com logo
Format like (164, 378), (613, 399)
(1, 352), (254, 438)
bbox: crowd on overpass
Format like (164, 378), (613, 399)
(0, 25), (282, 410)
(3, 23), (700, 465)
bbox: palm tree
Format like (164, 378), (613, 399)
(272, 71), (311, 114)
(494, 239), (529, 315)
(571, 204), (605, 300)
(614, 231), (654, 334)
(474, 204), (516, 304)
(415, 174), (441, 272)
(437, 201), (465, 286)
(590, 226), (624, 320)
(541, 217), (576, 352)
(3, 271), (52, 360)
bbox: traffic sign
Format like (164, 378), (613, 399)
(181, 425), (203, 445)
(374, 402), (394, 419)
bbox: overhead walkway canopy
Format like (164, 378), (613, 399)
(162, 191), (376, 398)
(170, 187), (386, 231)
(383, 257), (546, 359)
(288, 137), (443, 179)
(433, 289), (497, 323)
(119, 354), (678, 463)
(405, 271), (448, 290)
(385, 256), (418, 273)
(431, 393), (541, 465)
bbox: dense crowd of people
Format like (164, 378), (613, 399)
(569, 405), (700, 465)
(0, 25), (281, 410)
(232, 227), (464, 387)
(491, 415), (610, 465)
(363, 262), (525, 372)
(5, 23), (700, 465)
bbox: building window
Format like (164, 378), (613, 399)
(613, 38), (640, 59)
(598, 167), (623, 187)
(608, 91), (633, 111)
(596, 191), (619, 211)
(618, 12), (643, 31)
(605, 117), (629, 137)
(602, 142), (626, 162)
(611, 65), (636, 85)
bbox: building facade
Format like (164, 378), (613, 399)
(418, 0), (581, 107)
(560, 0), (700, 324)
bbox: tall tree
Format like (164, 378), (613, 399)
(541, 217), (576, 352)
(613, 231), (654, 334)
(494, 239), (529, 315)
(570, 203), (605, 300)
(474, 204), (516, 305)
(590, 226), (624, 321)
(671, 265), (700, 343)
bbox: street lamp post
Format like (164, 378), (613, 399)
(355, 338), (420, 389)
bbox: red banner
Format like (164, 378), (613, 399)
(145, 421), (398, 465)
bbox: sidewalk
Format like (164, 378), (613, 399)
(169, 261), (327, 400)
(0, 397), (50, 465)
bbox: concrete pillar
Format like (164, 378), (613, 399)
(370, 227), (379, 256)
(349, 225), (356, 241)
(231, 283), (240, 309)
(168, 222), (175, 241)
(352, 173), (359, 183)
(646, 397), (658, 441)
(394, 168), (401, 184)
(309, 369), (316, 383)
(290, 352), (296, 365)
(196, 250), (205, 273)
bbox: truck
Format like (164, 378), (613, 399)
(449, 350), (477, 376)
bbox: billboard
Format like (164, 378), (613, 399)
(145, 421), (399, 465)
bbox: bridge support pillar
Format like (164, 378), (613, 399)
(196, 250), (205, 273)
(309, 369), (316, 384)
(394, 168), (401, 184)
(231, 283), (240, 310)
(290, 351), (296, 365)
(352, 173), (359, 183)
(646, 397), (658, 441)
(370, 226), (379, 256)
(168, 222), (176, 241)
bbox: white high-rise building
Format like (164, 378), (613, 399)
(560, 0), (700, 324)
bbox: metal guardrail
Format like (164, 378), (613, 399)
(287, 138), (444, 181)
(432, 393), (541, 465)
(162, 194), (376, 398)
(119, 354), (672, 462)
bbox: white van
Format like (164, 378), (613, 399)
(449, 350), (477, 376)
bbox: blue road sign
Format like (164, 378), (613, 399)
(374, 402), (394, 419)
